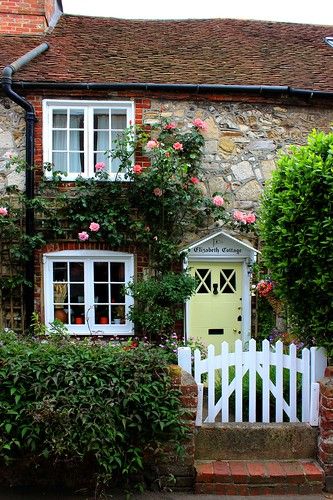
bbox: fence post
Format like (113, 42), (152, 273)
(311, 347), (327, 385)
(177, 346), (192, 375)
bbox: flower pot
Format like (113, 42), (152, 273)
(74, 316), (84, 324)
(54, 308), (68, 323)
(99, 316), (109, 324)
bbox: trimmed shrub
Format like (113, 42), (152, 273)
(259, 130), (333, 353)
(0, 330), (188, 492)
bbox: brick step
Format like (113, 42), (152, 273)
(195, 459), (324, 495)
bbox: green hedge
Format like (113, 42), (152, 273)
(259, 129), (333, 352)
(0, 331), (187, 491)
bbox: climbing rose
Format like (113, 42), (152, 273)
(147, 139), (159, 150)
(192, 118), (208, 130)
(190, 177), (200, 184)
(212, 195), (224, 207)
(133, 164), (143, 174)
(78, 231), (89, 241)
(89, 222), (100, 232)
(95, 162), (105, 171)
(245, 213), (256, 224)
(0, 207), (8, 216)
(173, 142), (183, 151)
(233, 210), (247, 223)
(164, 122), (177, 130)
(153, 187), (163, 197)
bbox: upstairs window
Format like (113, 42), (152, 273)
(43, 100), (134, 180)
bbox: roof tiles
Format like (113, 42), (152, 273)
(0, 15), (332, 91)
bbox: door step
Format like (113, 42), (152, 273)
(195, 459), (324, 495)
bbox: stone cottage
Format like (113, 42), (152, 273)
(0, 0), (332, 346)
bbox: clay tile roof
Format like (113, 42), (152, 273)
(1, 15), (333, 91)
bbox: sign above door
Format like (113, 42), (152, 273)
(185, 230), (259, 261)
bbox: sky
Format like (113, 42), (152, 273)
(62, 0), (333, 25)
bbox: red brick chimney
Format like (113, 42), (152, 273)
(0, 0), (62, 34)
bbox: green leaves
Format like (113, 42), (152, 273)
(0, 332), (187, 489)
(259, 129), (333, 352)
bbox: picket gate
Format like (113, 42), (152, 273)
(177, 339), (327, 426)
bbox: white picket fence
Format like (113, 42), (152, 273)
(178, 339), (327, 426)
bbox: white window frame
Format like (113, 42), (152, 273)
(43, 250), (134, 335)
(43, 99), (134, 181)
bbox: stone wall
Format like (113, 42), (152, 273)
(0, 98), (25, 192)
(143, 100), (333, 212)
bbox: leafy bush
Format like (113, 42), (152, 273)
(0, 330), (188, 491)
(259, 130), (333, 353)
(126, 272), (196, 340)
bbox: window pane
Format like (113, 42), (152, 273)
(69, 109), (84, 128)
(69, 130), (84, 151)
(111, 158), (121, 174)
(110, 262), (124, 282)
(53, 130), (67, 151)
(95, 305), (110, 324)
(54, 283), (68, 304)
(94, 283), (109, 303)
(111, 305), (125, 323)
(111, 112), (126, 129)
(111, 284), (124, 303)
(52, 152), (67, 173)
(70, 262), (84, 282)
(94, 152), (109, 169)
(94, 109), (109, 129)
(70, 306), (85, 325)
(70, 283), (85, 303)
(94, 130), (109, 152)
(53, 109), (67, 128)
(53, 262), (67, 281)
(111, 131), (125, 150)
(94, 262), (108, 282)
(54, 306), (69, 323)
(69, 152), (84, 173)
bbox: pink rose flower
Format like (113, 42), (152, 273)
(133, 164), (143, 174)
(245, 213), (256, 224)
(95, 162), (105, 171)
(212, 195), (224, 207)
(173, 142), (183, 151)
(164, 122), (177, 130)
(233, 210), (247, 223)
(165, 151), (171, 158)
(190, 177), (200, 184)
(0, 207), (8, 216)
(147, 139), (159, 150)
(192, 118), (208, 131)
(89, 222), (100, 232)
(153, 187), (163, 197)
(78, 231), (89, 241)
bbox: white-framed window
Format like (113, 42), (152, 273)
(43, 250), (134, 335)
(43, 100), (134, 180)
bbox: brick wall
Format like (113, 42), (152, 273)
(318, 366), (333, 492)
(0, 0), (60, 33)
